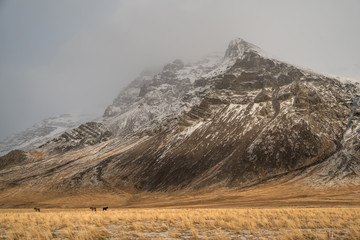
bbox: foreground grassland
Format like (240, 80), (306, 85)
(0, 208), (359, 239)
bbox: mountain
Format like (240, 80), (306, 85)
(1, 38), (360, 207)
(0, 114), (96, 156)
(103, 54), (222, 136)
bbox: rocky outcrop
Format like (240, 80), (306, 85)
(0, 150), (27, 170)
(42, 122), (112, 153)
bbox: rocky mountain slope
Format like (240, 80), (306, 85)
(103, 55), (222, 137)
(0, 114), (96, 156)
(1, 38), (360, 205)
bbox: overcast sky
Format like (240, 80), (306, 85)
(0, 0), (359, 140)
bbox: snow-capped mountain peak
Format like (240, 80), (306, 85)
(224, 38), (262, 60)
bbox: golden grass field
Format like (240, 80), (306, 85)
(0, 207), (359, 239)
(2, 179), (360, 209)
(1, 177), (360, 239)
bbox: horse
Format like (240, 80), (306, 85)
(34, 207), (40, 212)
(90, 207), (96, 211)
(103, 207), (108, 211)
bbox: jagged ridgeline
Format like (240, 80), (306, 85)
(0, 114), (96, 156)
(1, 38), (360, 199)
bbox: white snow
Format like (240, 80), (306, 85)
(0, 113), (97, 156)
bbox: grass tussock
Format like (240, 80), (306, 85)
(0, 207), (359, 239)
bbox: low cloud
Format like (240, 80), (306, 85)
(0, 0), (359, 139)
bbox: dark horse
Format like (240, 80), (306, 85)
(90, 207), (96, 211)
(34, 207), (40, 212)
(103, 207), (108, 211)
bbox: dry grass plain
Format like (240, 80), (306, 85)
(2, 179), (360, 209)
(1, 179), (360, 239)
(0, 207), (359, 239)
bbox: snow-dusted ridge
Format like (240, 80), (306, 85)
(204, 38), (269, 79)
(224, 38), (263, 59)
(101, 38), (277, 137)
(0, 113), (97, 156)
(101, 53), (223, 137)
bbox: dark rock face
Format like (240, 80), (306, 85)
(0, 150), (27, 170)
(42, 122), (112, 153)
(1, 38), (359, 194)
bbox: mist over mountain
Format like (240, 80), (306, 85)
(1, 0), (360, 142)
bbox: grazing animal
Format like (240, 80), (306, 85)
(34, 207), (40, 212)
(103, 207), (108, 211)
(90, 207), (96, 211)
